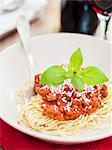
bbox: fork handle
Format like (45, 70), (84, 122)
(16, 16), (34, 84)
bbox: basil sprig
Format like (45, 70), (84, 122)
(40, 48), (109, 91)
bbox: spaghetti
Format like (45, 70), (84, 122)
(17, 80), (112, 137)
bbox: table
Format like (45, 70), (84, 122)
(0, 0), (61, 52)
(0, 119), (112, 150)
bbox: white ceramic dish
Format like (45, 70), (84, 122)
(0, 33), (111, 144)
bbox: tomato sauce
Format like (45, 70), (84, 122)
(34, 74), (108, 121)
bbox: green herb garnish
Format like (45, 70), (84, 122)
(40, 66), (67, 86)
(40, 48), (109, 92)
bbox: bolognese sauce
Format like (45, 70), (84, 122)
(34, 74), (108, 121)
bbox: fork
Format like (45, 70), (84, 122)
(16, 16), (35, 100)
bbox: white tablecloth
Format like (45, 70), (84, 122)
(0, 0), (47, 38)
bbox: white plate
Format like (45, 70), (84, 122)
(0, 33), (111, 144)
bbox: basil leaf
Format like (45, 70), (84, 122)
(40, 66), (67, 86)
(68, 48), (83, 72)
(81, 66), (109, 85)
(65, 71), (73, 78)
(71, 75), (84, 92)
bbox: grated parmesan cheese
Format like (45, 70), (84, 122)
(84, 97), (91, 104)
(42, 104), (46, 108)
(64, 105), (71, 112)
(62, 97), (67, 103)
(53, 105), (58, 111)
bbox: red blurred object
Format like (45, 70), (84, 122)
(93, 6), (103, 15)
(89, 0), (112, 16)
(0, 119), (112, 150)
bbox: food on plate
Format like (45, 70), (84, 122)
(17, 48), (112, 136)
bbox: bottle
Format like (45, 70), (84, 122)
(61, 0), (99, 35)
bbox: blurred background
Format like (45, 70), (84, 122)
(0, 0), (112, 51)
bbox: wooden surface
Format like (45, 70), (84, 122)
(0, 0), (61, 52)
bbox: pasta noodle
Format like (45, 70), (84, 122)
(17, 82), (112, 137)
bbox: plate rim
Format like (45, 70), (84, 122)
(0, 32), (111, 56)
